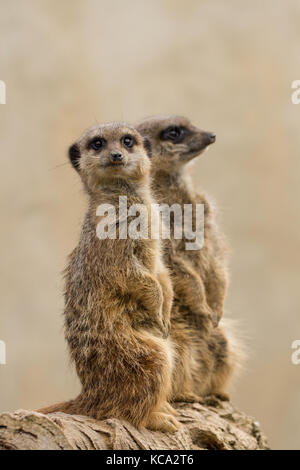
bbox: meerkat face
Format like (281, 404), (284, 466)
(136, 115), (215, 171)
(68, 123), (151, 192)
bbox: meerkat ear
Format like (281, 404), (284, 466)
(143, 137), (152, 158)
(68, 143), (81, 172)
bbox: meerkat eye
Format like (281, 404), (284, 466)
(122, 135), (135, 149)
(167, 127), (181, 140)
(88, 137), (106, 152)
(161, 126), (185, 143)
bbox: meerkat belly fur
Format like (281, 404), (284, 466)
(136, 115), (243, 401)
(40, 123), (181, 432)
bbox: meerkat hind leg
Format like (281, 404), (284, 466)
(145, 409), (181, 433)
(212, 392), (230, 401)
(172, 391), (202, 403)
(161, 402), (179, 416)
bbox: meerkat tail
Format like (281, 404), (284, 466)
(36, 399), (78, 415)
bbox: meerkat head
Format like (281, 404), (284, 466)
(136, 115), (215, 172)
(68, 122), (151, 193)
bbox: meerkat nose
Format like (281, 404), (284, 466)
(110, 152), (123, 162)
(205, 132), (216, 144)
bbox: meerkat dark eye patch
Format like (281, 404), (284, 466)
(68, 143), (81, 172)
(122, 134), (136, 149)
(160, 126), (186, 143)
(88, 137), (106, 152)
(143, 137), (152, 158)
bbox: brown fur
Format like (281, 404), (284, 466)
(38, 123), (180, 432)
(136, 115), (241, 400)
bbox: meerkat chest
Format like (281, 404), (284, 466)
(132, 237), (161, 273)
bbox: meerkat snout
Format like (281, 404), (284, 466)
(203, 131), (216, 145)
(110, 151), (123, 163)
(185, 129), (216, 157)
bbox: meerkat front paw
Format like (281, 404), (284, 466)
(161, 318), (171, 338)
(145, 410), (181, 433)
(211, 311), (219, 328)
(202, 304), (219, 328)
(155, 315), (171, 338)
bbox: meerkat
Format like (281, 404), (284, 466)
(38, 122), (180, 432)
(136, 115), (241, 402)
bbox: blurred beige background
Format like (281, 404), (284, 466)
(0, 0), (299, 449)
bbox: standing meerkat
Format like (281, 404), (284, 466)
(136, 115), (241, 401)
(39, 122), (180, 432)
